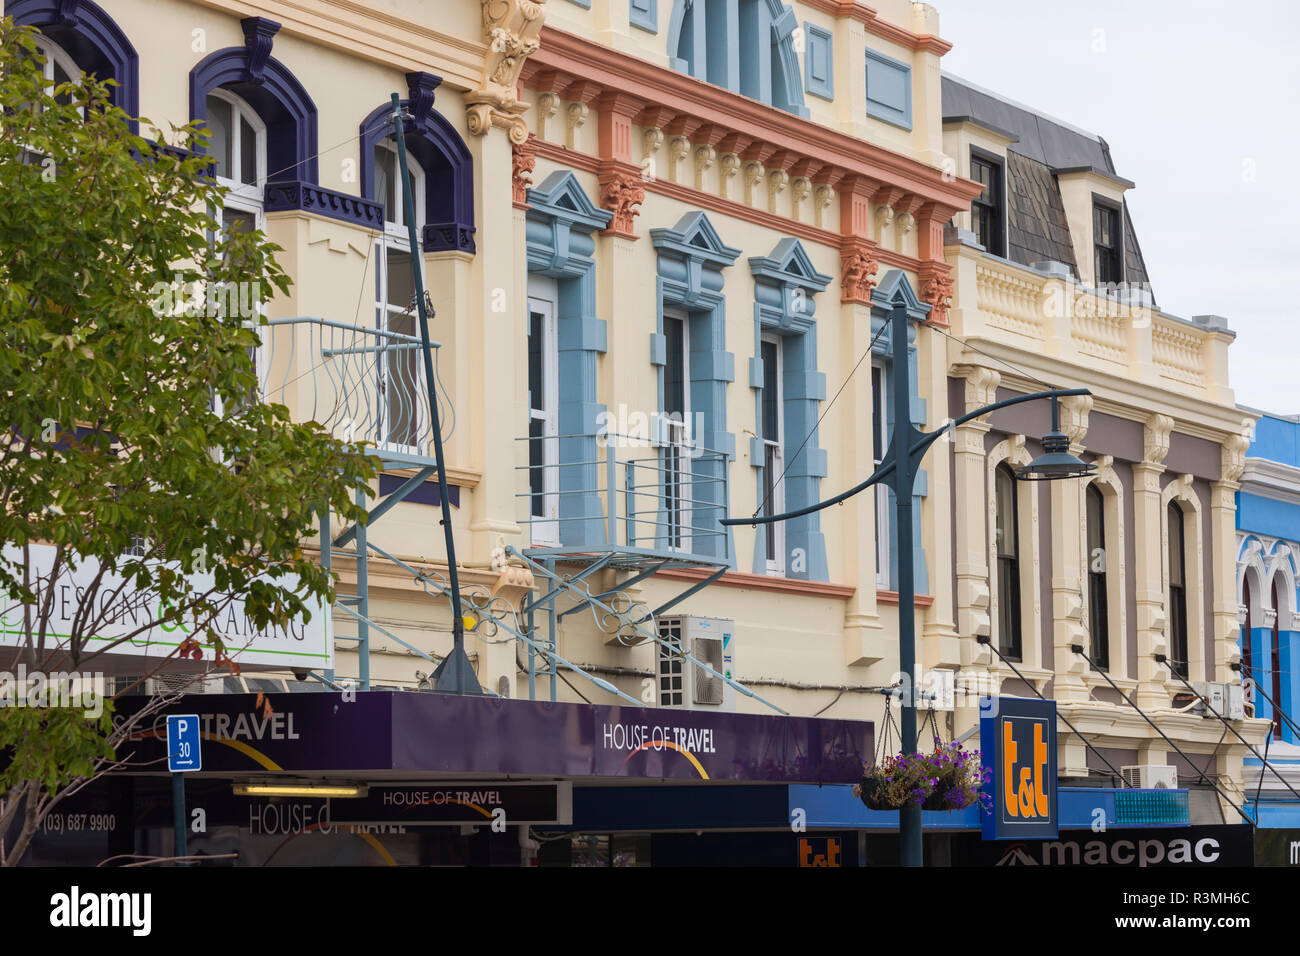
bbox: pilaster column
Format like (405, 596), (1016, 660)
(951, 367), (998, 737)
(1213, 434), (1250, 680)
(1135, 413), (1173, 709)
(1051, 395), (1093, 702)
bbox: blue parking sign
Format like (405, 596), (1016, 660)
(166, 714), (202, 773)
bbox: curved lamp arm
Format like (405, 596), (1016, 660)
(721, 387), (1091, 528)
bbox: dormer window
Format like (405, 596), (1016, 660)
(1093, 201), (1122, 286)
(970, 150), (1004, 257)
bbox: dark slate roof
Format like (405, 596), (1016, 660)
(942, 74), (1155, 302)
(1122, 203), (1155, 306)
(942, 75), (1113, 172)
(1006, 150), (1077, 277)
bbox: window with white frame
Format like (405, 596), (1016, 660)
(872, 362), (890, 588)
(206, 89), (265, 205)
(34, 36), (79, 107)
(204, 90), (268, 416)
(662, 309), (693, 552)
(527, 275), (559, 546)
(372, 141), (429, 454)
(760, 334), (785, 574)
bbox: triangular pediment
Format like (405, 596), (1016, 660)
(872, 269), (931, 318)
(527, 171), (612, 232)
(650, 211), (741, 268)
(749, 237), (832, 291)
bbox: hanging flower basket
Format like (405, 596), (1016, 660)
(856, 742), (993, 813)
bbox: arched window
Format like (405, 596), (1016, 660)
(34, 35), (78, 88)
(10, 0), (140, 123)
(995, 464), (1022, 660)
(372, 142), (428, 453)
(1086, 483), (1109, 670)
(1167, 500), (1188, 679)
(205, 89), (266, 203)
(668, 0), (809, 116)
(1242, 574), (1255, 710)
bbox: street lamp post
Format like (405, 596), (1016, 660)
(723, 298), (1093, 866)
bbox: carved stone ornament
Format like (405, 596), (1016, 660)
(598, 169), (645, 237)
(1144, 413), (1174, 466)
(1221, 432), (1250, 483)
(1059, 393), (1094, 447)
(512, 135), (537, 207)
(839, 240), (879, 304)
(467, 0), (548, 144)
(963, 366), (1001, 414)
(919, 268), (955, 326)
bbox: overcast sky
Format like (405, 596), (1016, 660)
(938, 0), (1300, 416)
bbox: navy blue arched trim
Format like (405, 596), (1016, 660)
(188, 18), (318, 184)
(10, 0), (140, 127)
(358, 72), (476, 254)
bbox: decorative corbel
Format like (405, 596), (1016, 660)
(512, 135), (537, 209)
(240, 16), (281, 84)
(467, 0), (548, 144)
(838, 237), (879, 305)
(1144, 413), (1174, 467)
(535, 91), (560, 141)
(694, 144), (716, 190)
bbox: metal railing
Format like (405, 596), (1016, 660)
(516, 431), (730, 562)
(259, 316), (441, 463)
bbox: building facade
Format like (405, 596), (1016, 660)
(1236, 411), (1300, 827)
(7, 0), (1268, 864)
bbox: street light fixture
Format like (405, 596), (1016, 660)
(722, 297), (1093, 867)
(1016, 396), (1096, 481)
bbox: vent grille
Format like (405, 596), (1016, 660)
(657, 618), (684, 707)
(692, 637), (724, 705)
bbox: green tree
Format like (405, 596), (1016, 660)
(0, 19), (376, 864)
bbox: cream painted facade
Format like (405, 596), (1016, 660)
(19, 0), (1266, 819)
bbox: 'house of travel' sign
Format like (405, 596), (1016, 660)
(0, 543), (331, 671)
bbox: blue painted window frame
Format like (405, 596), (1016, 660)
(869, 271), (931, 592)
(864, 47), (912, 130)
(748, 239), (832, 581)
(804, 22), (833, 100)
(631, 0), (659, 33)
(650, 212), (742, 563)
(525, 172), (614, 549)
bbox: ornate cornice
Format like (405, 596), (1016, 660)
(467, 0), (547, 143)
(521, 26), (979, 221)
(527, 137), (929, 272)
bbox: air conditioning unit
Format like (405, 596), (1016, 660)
(1192, 681), (1246, 720)
(111, 674), (220, 696)
(1121, 765), (1179, 789)
(656, 615), (734, 710)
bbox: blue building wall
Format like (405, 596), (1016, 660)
(1237, 412), (1300, 795)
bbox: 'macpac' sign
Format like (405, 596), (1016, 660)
(981, 696), (1058, 840)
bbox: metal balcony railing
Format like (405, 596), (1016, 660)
(516, 431), (730, 563)
(259, 317), (441, 464)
